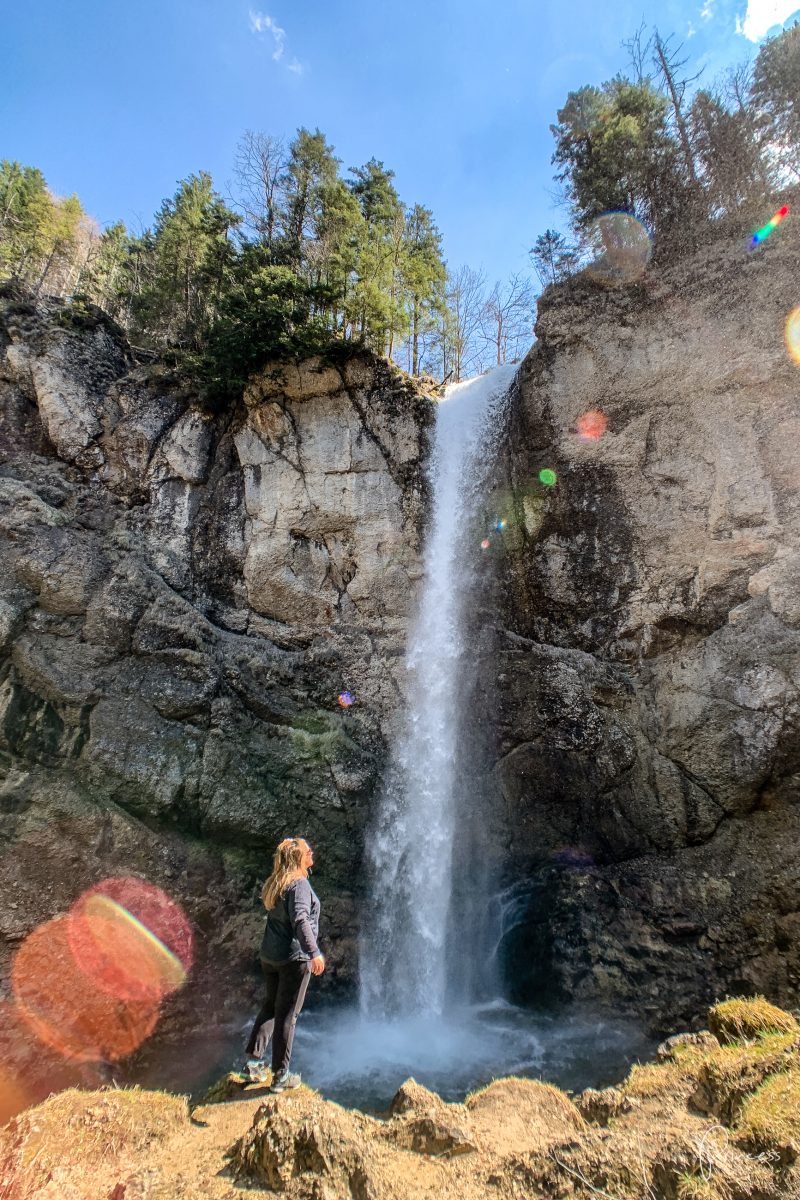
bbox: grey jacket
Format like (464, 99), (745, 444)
(260, 877), (321, 964)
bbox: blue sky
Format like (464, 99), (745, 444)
(3, 0), (798, 283)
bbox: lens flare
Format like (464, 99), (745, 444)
(785, 306), (800, 365)
(495, 518), (507, 531)
(337, 691), (355, 708)
(751, 204), (789, 247)
(0, 1061), (31, 1125)
(68, 878), (192, 1005)
(586, 212), (652, 286)
(481, 538), (491, 550)
(577, 409), (608, 441)
(539, 468), (557, 487)
(12, 916), (160, 1063)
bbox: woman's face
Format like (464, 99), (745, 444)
(301, 841), (314, 871)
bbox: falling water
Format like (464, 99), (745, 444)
(139, 363), (656, 1108)
(360, 362), (519, 1018)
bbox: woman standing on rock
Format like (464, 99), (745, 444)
(243, 837), (325, 1092)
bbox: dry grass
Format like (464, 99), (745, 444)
(708, 997), (799, 1045)
(0, 1087), (188, 1200)
(622, 1056), (697, 1100)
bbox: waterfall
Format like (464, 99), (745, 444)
(360, 363), (519, 1019)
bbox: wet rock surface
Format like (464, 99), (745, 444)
(477, 220), (800, 1031)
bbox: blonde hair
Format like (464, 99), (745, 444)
(261, 837), (308, 910)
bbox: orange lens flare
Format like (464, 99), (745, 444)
(68, 877), (193, 1005)
(577, 410), (608, 441)
(786, 306), (800, 365)
(0, 1060), (32, 1125)
(12, 916), (159, 1063)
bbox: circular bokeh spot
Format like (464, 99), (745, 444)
(577, 409), (608, 441)
(539, 468), (557, 487)
(337, 691), (355, 708)
(586, 212), (652, 286)
(12, 915), (160, 1062)
(68, 878), (193, 1005)
(480, 538), (491, 550)
(786, 306), (800, 365)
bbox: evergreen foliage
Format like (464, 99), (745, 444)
(0, 129), (469, 395)
(538, 21), (800, 271)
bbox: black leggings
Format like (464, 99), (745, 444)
(246, 958), (311, 1073)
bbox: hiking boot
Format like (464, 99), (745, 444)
(269, 1069), (301, 1093)
(243, 1059), (270, 1084)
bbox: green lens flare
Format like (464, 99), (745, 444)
(539, 468), (557, 487)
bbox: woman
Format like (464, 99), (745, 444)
(243, 837), (325, 1092)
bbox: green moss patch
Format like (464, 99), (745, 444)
(735, 1066), (800, 1163)
(708, 997), (799, 1044)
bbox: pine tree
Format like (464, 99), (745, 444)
(401, 204), (446, 375)
(348, 158), (404, 350)
(133, 172), (239, 348)
(551, 78), (682, 239)
(0, 161), (56, 284)
(282, 128), (339, 265)
(530, 229), (578, 289)
(751, 22), (800, 181)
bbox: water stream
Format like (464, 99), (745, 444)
(359, 363), (519, 1017)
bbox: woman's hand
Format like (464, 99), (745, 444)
(309, 954), (326, 976)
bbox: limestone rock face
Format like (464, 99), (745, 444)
(481, 222), (800, 1031)
(0, 295), (434, 1069)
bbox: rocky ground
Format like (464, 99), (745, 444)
(2, 997), (800, 1199)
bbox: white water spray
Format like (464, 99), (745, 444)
(360, 363), (519, 1018)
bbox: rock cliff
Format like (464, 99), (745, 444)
(0, 292), (434, 1087)
(2, 204), (800, 1101)
(479, 214), (800, 1031)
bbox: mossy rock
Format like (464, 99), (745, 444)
(690, 1032), (799, 1123)
(708, 997), (799, 1044)
(735, 1066), (800, 1164)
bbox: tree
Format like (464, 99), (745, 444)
(442, 265), (487, 381)
(132, 172), (240, 349)
(751, 22), (800, 181)
(400, 204), (446, 374)
(282, 128), (339, 264)
(551, 77), (684, 241)
(481, 273), (534, 367)
(690, 89), (770, 214)
(312, 179), (364, 336)
(35, 193), (85, 296)
(348, 158), (405, 351)
(0, 161), (56, 283)
(80, 221), (133, 318)
(202, 247), (328, 400)
(651, 31), (701, 189)
(530, 229), (578, 289)
(232, 130), (288, 247)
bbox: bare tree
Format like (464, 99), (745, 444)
(651, 30), (701, 187)
(231, 130), (288, 246)
(446, 265), (487, 381)
(480, 272), (534, 367)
